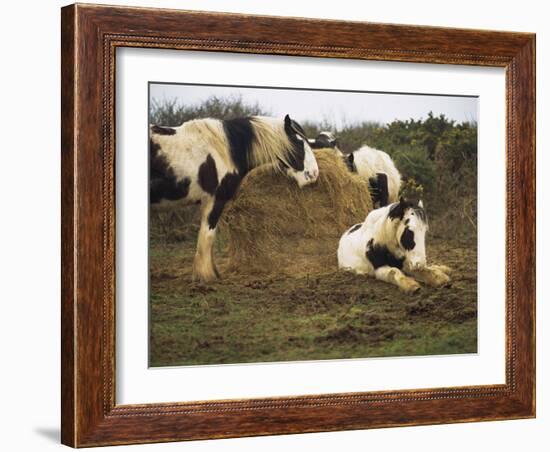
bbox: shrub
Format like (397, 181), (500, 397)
(150, 97), (477, 241)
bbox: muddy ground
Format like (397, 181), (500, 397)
(149, 224), (477, 367)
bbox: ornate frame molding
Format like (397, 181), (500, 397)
(61, 4), (535, 447)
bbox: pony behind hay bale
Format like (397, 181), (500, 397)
(345, 145), (402, 207)
(219, 149), (373, 277)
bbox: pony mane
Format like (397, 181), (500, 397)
(248, 117), (296, 171)
(388, 199), (427, 223)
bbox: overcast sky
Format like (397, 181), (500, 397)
(150, 83), (477, 128)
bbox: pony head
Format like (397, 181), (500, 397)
(309, 131), (339, 149)
(388, 197), (429, 270)
(283, 114), (319, 187)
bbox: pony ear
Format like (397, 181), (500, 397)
(285, 115), (308, 141)
(399, 196), (405, 205)
(418, 200), (424, 208)
(284, 114), (294, 135)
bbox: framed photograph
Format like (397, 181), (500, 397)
(61, 4), (535, 447)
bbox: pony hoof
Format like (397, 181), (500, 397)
(401, 281), (421, 294)
(436, 275), (452, 288)
(438, 265), (452, 276)
(192, 271), (219, 284)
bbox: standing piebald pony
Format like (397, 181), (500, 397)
(345, 145), (402, 208)
(150, 114), (319, 282)
(337, 198), (451, 293)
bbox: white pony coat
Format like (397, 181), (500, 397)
(338, 201), (427, 276)
(350, 145), (402, 204)
(337, 198), (451, 293)
(338, 208), (390, 275)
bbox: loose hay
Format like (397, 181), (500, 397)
(219, 149), (373, 277)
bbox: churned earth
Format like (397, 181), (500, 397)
(149, 234), (477, 367)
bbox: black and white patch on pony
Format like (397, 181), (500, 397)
(207, 172), (241, 230)
(344, 152), (356, 173)
(337, 197), (449, 293)
(309, 131), (339, 149)
(197, 154), (219, 195)
(400, 227), (416, 250)
(283, 117), (307, 171)
(388, 198), (427, 223)
(149, 139), (191, 203)
(308, 131), (344, 158)
(149, 114), (319, 283)
(368, 173), (390, 208)
(365, 238), (405, 269)
(222, 118), (256, 175)
(347, 223), (363, 234)
(345, 145), (402, 207)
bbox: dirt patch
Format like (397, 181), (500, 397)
(149, 236), (477, 366)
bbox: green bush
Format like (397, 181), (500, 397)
(150, 97), (477, 241)
(392, 144), (436, 193)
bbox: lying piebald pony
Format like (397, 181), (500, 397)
(337, 197), (451, 293)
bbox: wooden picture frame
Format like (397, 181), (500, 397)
(61, 3), (535, 447)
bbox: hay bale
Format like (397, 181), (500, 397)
(219, 149), (373, 277)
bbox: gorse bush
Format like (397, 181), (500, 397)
(150, 97), (477, 241)
(392, 144), (437, 194)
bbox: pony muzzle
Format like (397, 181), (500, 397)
(305, 168), (319, 181)
(295, 168), (319, 187)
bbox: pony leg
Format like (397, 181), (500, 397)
(368, 173), (389, 207)
(375, 173), (389, 207)
(374, 266), (421, 294)
(193, 171), (240, 282)
(193, 198), (219, 283)
(405, 265), (451, 288)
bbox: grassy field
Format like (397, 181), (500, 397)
(149, 212), (477, 367)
